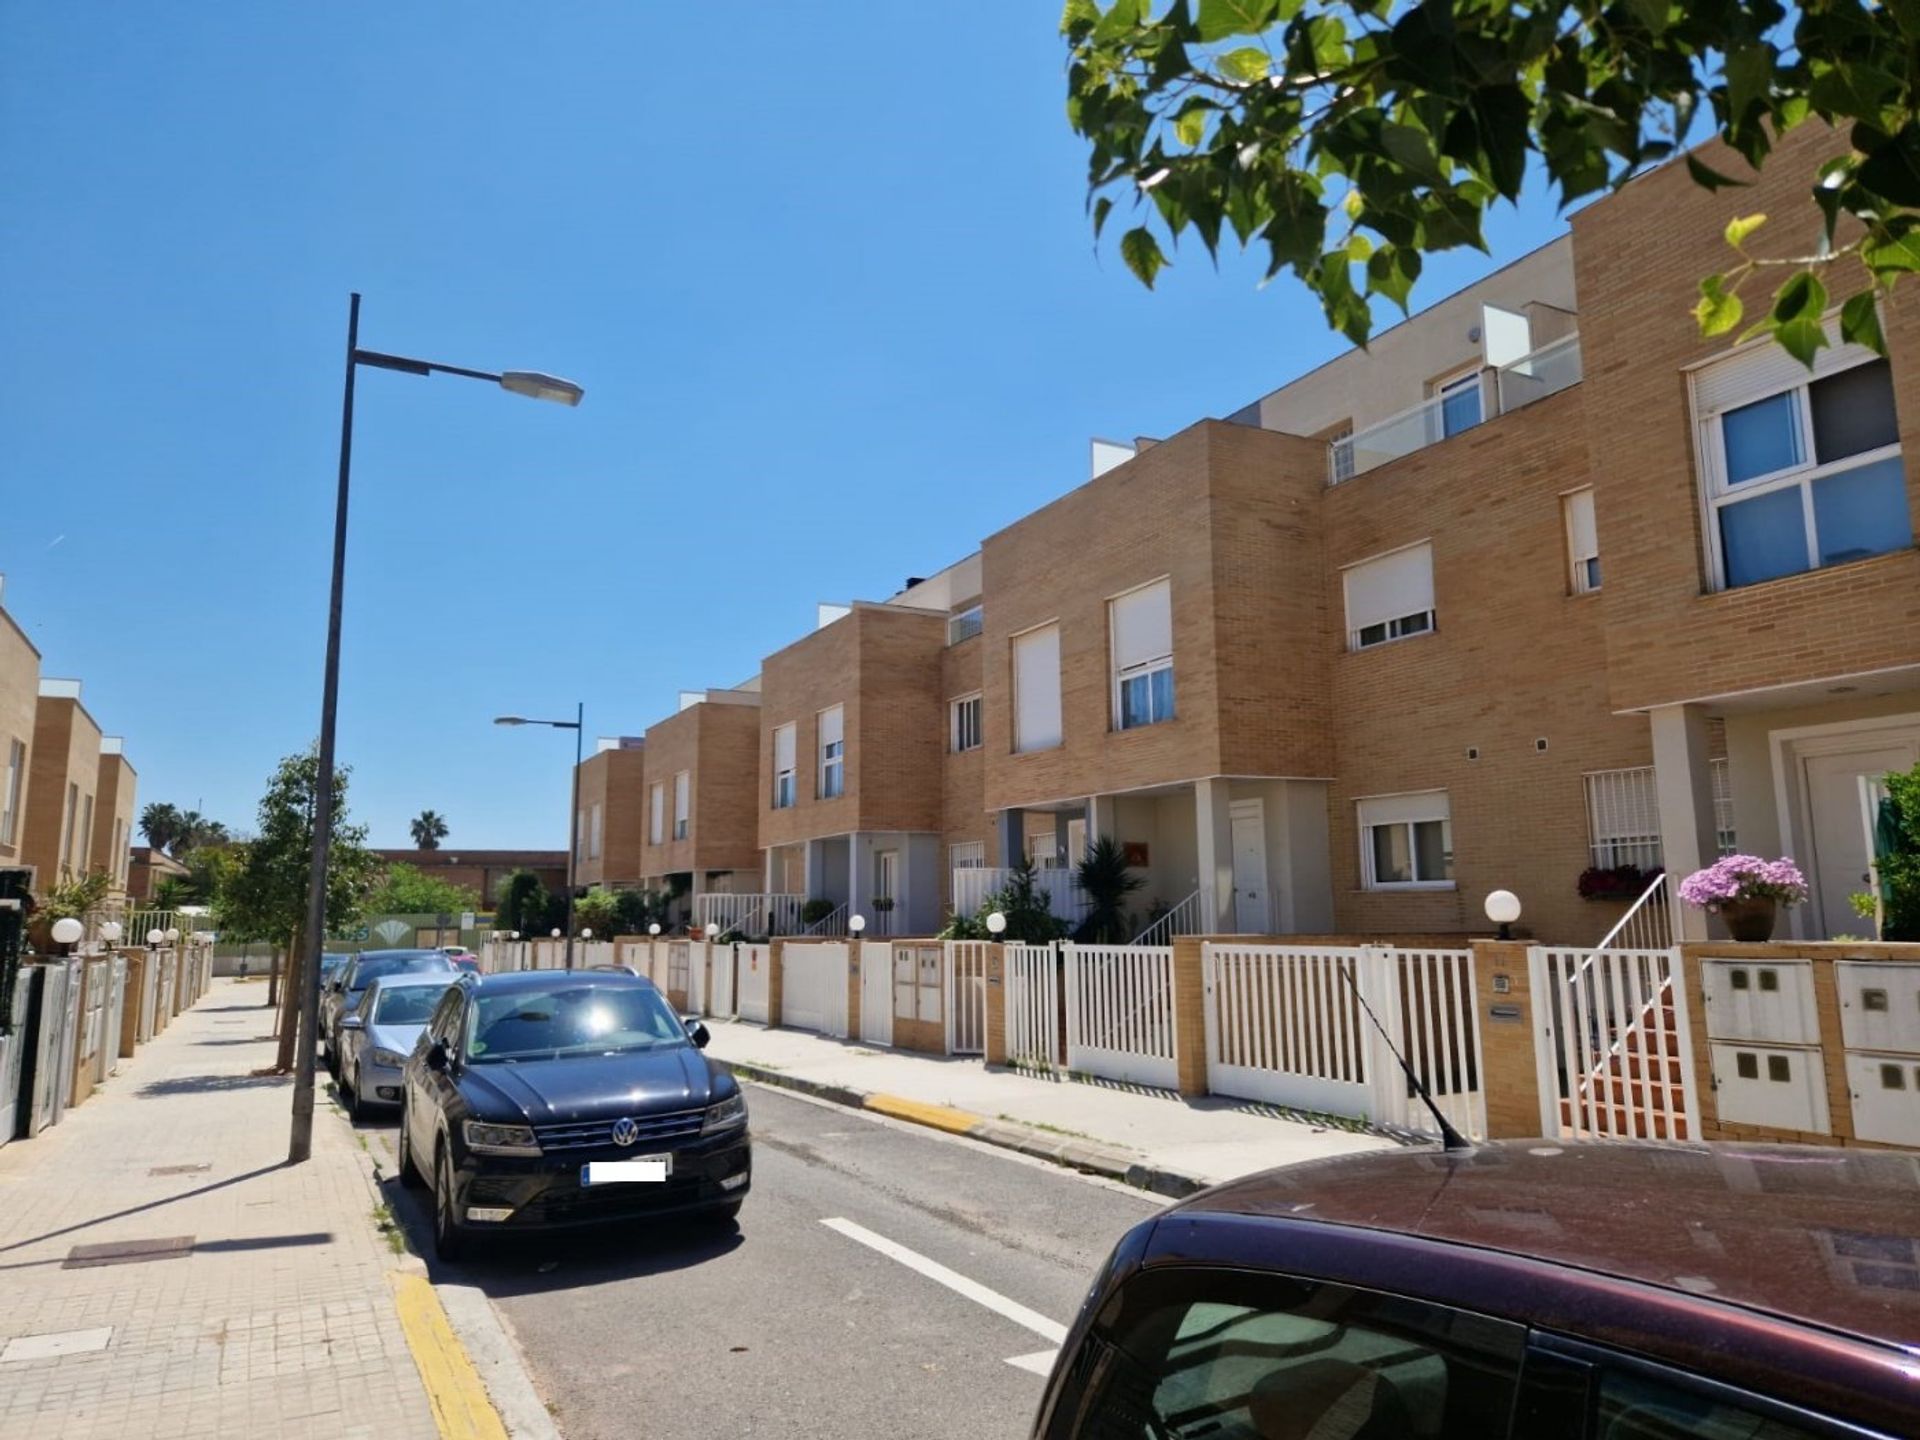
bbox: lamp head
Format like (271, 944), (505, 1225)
(100, 921), (123, 943)
(164, 927), (180, 943)
(1483, 890), (1522, 926)
(848, 914), (866, 935)
(581, 928), (593, 940)
(648, 923), (661, 936)
(985, 911), (1008, 936)
(704, 923), (720, 939)
(510, 931), (520, 940)
(492, 716), (529, 726)
(146, 928), (165, 946)
(51, 917), (85, 946)
(550, 928), (562, 939)
(498, 371), (585, 407)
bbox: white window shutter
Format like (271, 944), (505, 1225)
(1691, 318), (1880, 414)
(1110, 579), (1172, 671)
(1357, 791), (1450, 828)
(1565, 488), (1598, 560)
(650, 784), (664, 844)
(773, 723), (796, 772)
(673, 770), (690, 822)
(1343, 543), (1434, 634)
(1013, 624), (1062, 752)
(819, 705), (844, 748)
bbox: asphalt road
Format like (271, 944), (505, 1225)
(368, 1083), (1162, 1439)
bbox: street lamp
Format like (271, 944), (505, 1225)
(848, 914), (866, 937)
(986, 911), (1008, 939)
(289, 293), (584, 1166)
(50, 917), (84, 954)
(495, 705), (585, 972)
(100, 921), (123, 946)
(648, 923), (661, 937)
(146, 928), (164, 947)
(1484, 890), (1522, 941)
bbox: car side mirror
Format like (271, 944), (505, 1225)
(425, 1040), (450, 1073)
(339, 1014), (363, 1032)
(684, 1019), (710, 1050)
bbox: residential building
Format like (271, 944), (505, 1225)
(127, 846), (189, 904)
(638, 687), (763, 920)
(369, 848), (567, 908)
(21, 679), (103, 891)
(0, 592), (40, 874)
(90, 738), (137, 899)
(573, 737), (647, 889)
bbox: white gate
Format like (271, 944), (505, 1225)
(687, 941), (709, 1013)
(1064, 944), (1177, 1088)
(1004, 943), (1062, 1069)
(708, 943), (737, 1018)
(737, 944), (771, 1024)
(1530, 946), (1700, 1141)
(945, 941), (990, 1055)
(781, 942), (850, 1039)
(666, 942), (691, 1002)
(860, 942), (893, 1045)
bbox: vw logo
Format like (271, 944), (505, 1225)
(610, 1117), (640, 1148)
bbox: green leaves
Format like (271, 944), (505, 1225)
(1841, 290), (1888, 356)
(1694, 274), (1744, 336)
(1769, 271), (1830, 366)
(1217, 46), (1271, 82)
(1120, 226), (1168, 286)
(1724, 213), (1766, 250)
(1857, 122), (1920, 207)
(1196, 0), (1276, 42)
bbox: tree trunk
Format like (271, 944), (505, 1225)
(274, 925), (306, 1072)
(265, 944), (282, 1009)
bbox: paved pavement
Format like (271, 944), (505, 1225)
(371, 1083), (1162, 1439)
(703, 1019), (1395, 1186)
(0, 979), (440, 1440)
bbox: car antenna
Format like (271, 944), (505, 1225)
(1339, 965), (1473, 1152)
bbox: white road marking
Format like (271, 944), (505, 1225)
(820, 1217), (1069, 1345)
(1005, 1348), (1060, 1376)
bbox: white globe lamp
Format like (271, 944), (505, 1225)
(50, 917), (85, 949)
(985, 911), (1008, 937)
(1484, 889), (1522, 940)
(848, 914), (866, 936)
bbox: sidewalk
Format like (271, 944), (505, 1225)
(706, 1020), (1394, 1191)
(0, 979), (445, 1440)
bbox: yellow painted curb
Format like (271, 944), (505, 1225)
(391, 1272), (511, 1440)
(863, 1092), (981, 1135)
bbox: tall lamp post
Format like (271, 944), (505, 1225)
(290, 293), (582, 1166)
(494, 705), (584, 970)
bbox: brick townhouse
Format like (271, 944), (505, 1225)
(90, 738), (137, 900)
(573, 737), (647, 890)
(635, 687), (763, 916)
(597, 122), (1916, 947)
(0, 599), (40, 877)
(21, 679), (106, 892)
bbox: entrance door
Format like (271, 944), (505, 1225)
(1802, 738), (1918, 937)
(873, 850), (898, 936)
(1229, 800), (1272, 935)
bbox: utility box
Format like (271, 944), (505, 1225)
(1845, 1052), (1920, 1148)
(1701, 958), (1822, 1045)
(1709, 1041), (1832, 1135)
(1836, 961), (1920, 1054)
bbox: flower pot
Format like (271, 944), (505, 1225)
(1719, 895), (1777, 943)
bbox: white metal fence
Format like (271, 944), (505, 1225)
(945, 941), (990, 1055)
(1531, 946), (1699, 1141)
(781, 942), (849, 1039)
(695, 892), (806, 937)
(860, 941), (893, 1045)
(1004, 942), (1062, 1069)
(707, 942), (737, 1018)
(1064, 944), (1177, 1088)
(951, 867), (1091, 926)
(737, 944), (771, 1024)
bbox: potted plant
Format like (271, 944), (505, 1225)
(1577, 863), (1660, 902)
(1677, 855), (1809, 942)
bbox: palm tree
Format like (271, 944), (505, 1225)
(410, 810), (449, 850)
(172, 810), (205, 856)
(139, 802), (182, 854)
(1074, 836), (1145, 944)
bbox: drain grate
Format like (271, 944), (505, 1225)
(147, 1163), (211, 1177)
(64, 1236), (195, 1269)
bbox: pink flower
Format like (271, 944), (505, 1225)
(1678, 855), (1808, 910)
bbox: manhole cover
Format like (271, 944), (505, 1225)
(64, 1236), (194, 1269)
(148, 1163), (210, 1177)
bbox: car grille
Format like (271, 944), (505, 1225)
(533, 1108), (705, 1152)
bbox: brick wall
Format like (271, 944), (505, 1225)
(91, 753), (137, 893)
(940, 630), (992, 901)
(0, 610), (38, 869)
(574, 746), (647, 888)
(22, 695), (101, 891)
(641, 700), (763, 882)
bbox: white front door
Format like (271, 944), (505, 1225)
(1066, 817), (1087, 865)
(1802, 739), (1918, 937)
(1229, 800), (1271, 935)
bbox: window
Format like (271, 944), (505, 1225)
(1359, 791), (1453, 888)
(1596, 1359), (1838, 1440)
(649, 782), (665, 845)
(673, 770), (690, 840)
(1585, 759), (1735, 869)
(0, 739), (20, 845)
(112, 818), (126, 882)
(1074, 1267), (1523, 1440)
(62, 782), (77, 872)
(1437, 368), (1484, 438)
(772, 724), (796, 808)
(949, 840), (985, 870)
(1695, 331), (1910, 590)
(1344, 542), (1435, 651)
(80, 793), (93, 866)
(1012, 623), (1062, 753)
(947, 604), (983, 645)
(1328, 424), (1355, 484)
(1111, 577), (1175, 730)
(588, 802), (603, 860)
(573, 808), (585, 863)
(818, 705), (845, 798)
(950, 693), (981, 753)
(1564, 486), (1600, 593)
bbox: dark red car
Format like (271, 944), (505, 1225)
(1035, 1140), (1919, 1438)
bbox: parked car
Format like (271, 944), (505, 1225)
(448, 956), (482, 975)
(1034, 1140), (1919, 1439)
(397, 970), (749, 1260)
(321, 949), (457, 1076)
(337, 974), (455, 1121)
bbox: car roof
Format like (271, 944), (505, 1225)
(1174, 1139), (1920, 1350)
(462, 969), (658, 993)
(354, 948), (446, 960)
(364, 973), (457, 990)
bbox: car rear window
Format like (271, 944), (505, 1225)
(374, 985), (449, 1025)
(466, 984), (686, 1063)
(353, 954), (452, 988)
(1078, 1267), (1522, 1439)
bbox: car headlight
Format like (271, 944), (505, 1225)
(462, 1120), (541, 1156)
(701, 1094), (747, 1135)
(369, 1048), (407, 1069)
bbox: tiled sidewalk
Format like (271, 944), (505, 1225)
(0, 979), (438, 1440)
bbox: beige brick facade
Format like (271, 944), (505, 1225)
(91, 748), (137, 897)
(0, 609), (40, 870)
(22, 693), (103, 891)
(574, 744), (647, 889)
(640, 698), (762, 886)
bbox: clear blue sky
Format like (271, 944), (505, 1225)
(0, 6), (1566, 851)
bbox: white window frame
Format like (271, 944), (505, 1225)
(588, 801), (603, 860)
(818, 705), (845, 799)
(1434, 366), (1485, 439)
(1342, 540), (1436, 652)
(649, 782), (665, 846)
(1693, 329), (1906, 591)
(1011, 621), (1063, 754)
(62, 782), (77, 872)
(1327, 424), (1355, 485)
(1564, 486), (1600, 594)
(947, 604), (983, 645)
(1585, 759), (1735, 868)
(1109, 577), (1175, 732)
(673, 770), (690, 840)
(80, 792), (94, 870)
(950, 693), (982, 753)
(772, 724), (797, 809)
(949, 840), (986, 870)
(1357, 790), (1454, 891)
(0, 738), (22, 845)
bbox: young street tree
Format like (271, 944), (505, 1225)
(409, 809), (449, 850)
(1064, 0), (1920, 362)
(224, 749), (378, 1070)
(366, 861), (478, 918)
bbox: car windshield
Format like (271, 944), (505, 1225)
(374, 984), (449, 1025)
(465, 983), (686, 1063)
(351, 954), (450, 990)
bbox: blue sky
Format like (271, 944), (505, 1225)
(0, 6), (1567, 851)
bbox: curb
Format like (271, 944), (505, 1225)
(726, 1060), (1208, 1199)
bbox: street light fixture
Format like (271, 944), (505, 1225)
(648, 923), (661, 937)
(146, 928), (164, 947)
(985, 911), (1008, 938)
(494, 705), (585, 972)
(50, 917), (84, 954)
(1484, 889), (1522, 941)
(289, 293), (584, 1166)
(848, 914), (866, 936)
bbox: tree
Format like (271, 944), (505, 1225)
(492, 869), (553, 937)
(613, 887), (671, 935)
(1074, 836), (1145, 944)
(409, 809), (449, 850)
(941, 858), (1071, 942)
(1064, 0), (1920, 363)
(366, 862), (479, 917)
(139, 802), (182, 854)
(138, 803), (229, 857)
(223, 749), (379, 1068)
(573, 888), (620, 937)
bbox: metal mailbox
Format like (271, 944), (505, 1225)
(1836, 961), (1920, 1055)
(1845, 1052), (1920, 1148)
(1709, 1041), (1832, 1135)
(1701, 958), (1822, 1045)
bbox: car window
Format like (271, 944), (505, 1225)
(425, 989), (463, 1043)
(466, 983), (687, 1063)
(1595, 1365), (1883, 1440)
(1080, 1267), (1523, 1440)
(374, 985), (450, 1026)
(353, 954), (452, 988)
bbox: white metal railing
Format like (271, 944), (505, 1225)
(1594, 871), (1675, 951)
(1531, 946), (1698, 1141)
(1131, 890), (1203, 947)
(805, 902), (848, 935)
(947, 605), (983, 645)
(1064, 944), (1177, 1088)
(945, 940), (990, 1054)
(951, 867), (1091, 926)
(1004, 942), (1062, 1069)
(1328, 334), (1583, 485)
(694, 892), (806, 937)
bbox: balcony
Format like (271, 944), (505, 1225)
(950, 866), (1091, 926)
(1329, 333), (1582, 486)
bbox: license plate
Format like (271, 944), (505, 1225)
(581, 1156), (671, 1186)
